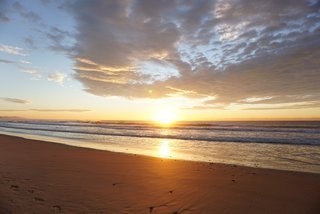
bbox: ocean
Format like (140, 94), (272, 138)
(0, 120), (319, 173)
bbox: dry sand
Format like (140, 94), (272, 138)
(0, 134), (319, 213)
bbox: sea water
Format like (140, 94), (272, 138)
(0, 120), (319, 173)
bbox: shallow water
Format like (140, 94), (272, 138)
(0, 120), (319, 173)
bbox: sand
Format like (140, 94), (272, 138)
(0, 134), (319, 213)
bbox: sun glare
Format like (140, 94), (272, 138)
(159, 140), (171, 158)
(153, 109), (177, 125)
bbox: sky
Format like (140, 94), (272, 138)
(0, 0), (320, 121)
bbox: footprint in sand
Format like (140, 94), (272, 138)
(10, 185), (19, 191)
(52, 205), (62, 212)
(112, 182), (121, 186)
(149, 206), (154, 213)
(3, 176), (11, 183)
(34, 197), (45, 202)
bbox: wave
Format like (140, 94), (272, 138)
(1, 121), (320, 134)
(0, 124), (319, 146)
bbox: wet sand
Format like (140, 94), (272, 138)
(0, 134), (319, 213)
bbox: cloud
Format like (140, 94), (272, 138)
(0, 58), (32, 65)
(0, 58), (15, 64)
(0, 109), (91, 112)
(0, 13), (9, 22)
(64, 0), (320, 108)
(244, 102), (320, 110)
(1, 58), (32, 69)
(30, 109), (90, 112)
(47, 72), (66, 85)
(20, 60), (31, 64)
(18, 66), (67, 84)
(0, 43), (26, 56)
(19, 67), (42, 79)
(0, 109), (26, 112)
(24, 37), (37, 49)
(0, 0), (10, 23)
(182, 105), (225, 111)
(45, 26), (75, 53)
(238, 95), (320, 105)
(12, 1), (41, 23)
(1, 97), (30, 104)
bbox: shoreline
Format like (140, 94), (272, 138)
(1, 131), (320, 174)
(1, 132), (320, 175)
(1, 134), (320, 213)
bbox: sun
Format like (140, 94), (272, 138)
(153, 109), (177, 125)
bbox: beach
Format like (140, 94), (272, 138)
(0, 134), (319, 213)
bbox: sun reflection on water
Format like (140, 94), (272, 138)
(159, 140), (171, 158)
